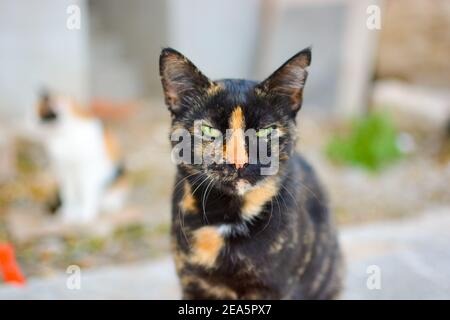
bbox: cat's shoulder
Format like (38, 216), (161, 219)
(292, 152), (326, 199)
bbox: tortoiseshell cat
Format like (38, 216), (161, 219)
(159, 47), (343, 299)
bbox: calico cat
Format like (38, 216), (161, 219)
(160, 47), (343, 299)
(32, 92), (127, 223)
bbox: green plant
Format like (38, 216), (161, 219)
(326, 112), (402, 171)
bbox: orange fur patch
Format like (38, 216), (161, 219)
(181, 275), (238, 299)
(70, 101), (94, 119)
(103, 128), (120, 162)
(180, 182), (197, 213)
(242, 178), (278, 219)
(90, 99), (136, 120)
(225, 106), (248, 168)
(206, 81), (223, 96)
(230, 106), (245, 131)
(190, 226), (224, 268)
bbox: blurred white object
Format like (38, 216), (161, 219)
(396, 132), (416, 154)
(373, 80), (450, 128)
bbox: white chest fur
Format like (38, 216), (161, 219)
(44, 117), (117, 222)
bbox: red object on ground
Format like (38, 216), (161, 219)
(0, 243), (26, 286)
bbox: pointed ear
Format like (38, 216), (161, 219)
(256, 47), (311, 114)
(159, 48), (213, 114)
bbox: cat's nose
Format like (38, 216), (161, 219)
(234, 160), (248, 169)
(225, 128), (248, 169)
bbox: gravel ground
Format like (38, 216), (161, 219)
(1, 207), (449, 299)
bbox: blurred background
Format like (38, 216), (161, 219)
(0, 0), (449, 299)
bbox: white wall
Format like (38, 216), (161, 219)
(167, 0), (262, 80)
(88, 0), (168, 99)
(0, 0), (89, 121)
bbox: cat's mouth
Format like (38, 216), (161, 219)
(206, 170), (256, 195)
(210, 177), (253, 196)
(235, 179), (252, 195)
(199, 162), (271, 195)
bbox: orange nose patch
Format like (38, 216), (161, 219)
(225, 106), (248, 169)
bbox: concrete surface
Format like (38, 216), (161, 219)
(1, 208), (449, 300)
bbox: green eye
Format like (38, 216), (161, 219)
(256, 127), (274, 137)
(201, 125), (221, 138)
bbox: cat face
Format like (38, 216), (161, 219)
(160, 48), (311, 195)
(37, 91), (59, 123)
(36, 92), (92, 127)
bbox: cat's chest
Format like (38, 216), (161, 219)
(46, 121), (106, 163)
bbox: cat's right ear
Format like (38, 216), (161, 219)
(159, 48), (212, 115)
(256, 47), (311, 115)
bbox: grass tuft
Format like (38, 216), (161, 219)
(326, 112), (402, 171)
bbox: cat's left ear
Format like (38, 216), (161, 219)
(159, 48), (213, 115)
(256, 47), (311, 115)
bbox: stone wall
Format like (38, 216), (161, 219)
(375, 0), (450, 88)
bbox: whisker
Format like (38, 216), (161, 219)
(201, 178), (214, 225)
(177, 173), (206, 246)
(285, 174), (323, 204)
(274, 193), (283, 231)
(173, 171), (199, 192)
(279, 183), (300, 210)
(189, 174), (211, 228)
(255, 198), (273, 237)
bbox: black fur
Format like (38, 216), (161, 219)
(160, 48), (343, 299)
